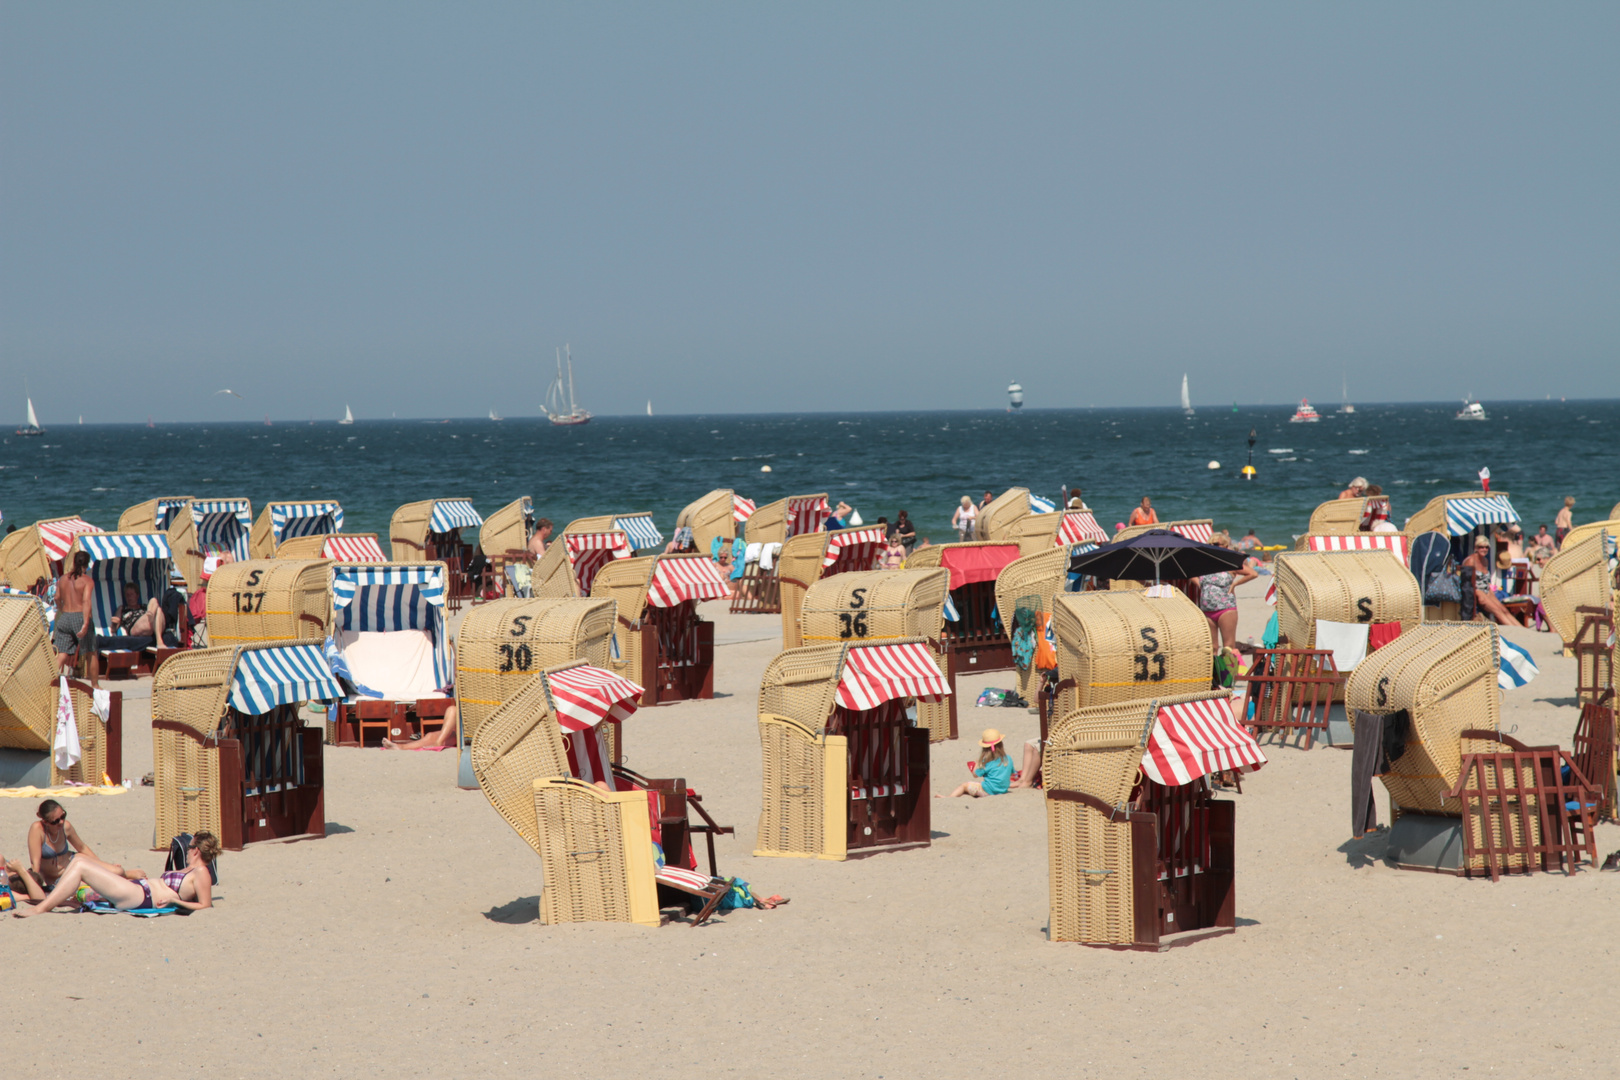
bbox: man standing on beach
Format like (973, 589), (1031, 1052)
(1128, 497), (1157, 527)
(53, 551), (96, 684)
(1554, 498), (1574, 548)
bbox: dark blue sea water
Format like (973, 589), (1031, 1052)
(2, 400), (1614, 547)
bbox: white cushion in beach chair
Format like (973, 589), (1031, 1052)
(332, 628), (440, 700)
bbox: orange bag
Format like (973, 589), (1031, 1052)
(1034, 611), (1058, 671)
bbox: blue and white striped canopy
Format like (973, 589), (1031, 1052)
(428, 499), (484, 532)
(270, 501), (344, 544)
(1444, 495), (1518, 535)
(81, 534), (175, 635)
(331, 564), (446, 629)
(79, 532), (173, 561)
(1028, 494), (1057, 514)
(230, 644), (343, 715)
(154, 498), (191, 530)
(615, 515), (664, 551)
(191, 499), (253, 560)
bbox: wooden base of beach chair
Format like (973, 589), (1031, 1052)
(1239, 647), (1341, 749)
(95, 651), (142, 681)
(335, 701), (414, 747)
(414, 696), (454, 739)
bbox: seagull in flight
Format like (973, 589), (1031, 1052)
(215, 389), (244, 399)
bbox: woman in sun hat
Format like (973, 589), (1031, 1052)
(937, 729), (1015, 798)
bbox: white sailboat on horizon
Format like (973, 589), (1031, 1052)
(646, 400), (652, 417)
(1338, 373), (1356, 414)
(338, 404), (355, 425)
(489, 408), (503, 421)
(1180, 374), (1194, 416)
(16, 396), (44, 437)
(546, 345), (593, 426)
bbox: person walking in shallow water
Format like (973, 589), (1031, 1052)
(952, 497), (978, 542)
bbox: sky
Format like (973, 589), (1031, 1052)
(2, 3), (1616, 422)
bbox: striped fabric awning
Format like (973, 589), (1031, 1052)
(270, 501), (344, 544)
(822, 527), (887, 569)
(190, 499), (253, 561)
(835, 642), (952, 711)
(332, 564), (446, 621)
(646, 556), (731, 607)
(1444, 495), (1518, 536)
(154, 498), (192, 529)
(230, 645), (343, 715)
(545, 664), (645, 731)
(565, 532), (632, 595)
(1170, 522), (1214, 543)
(1056, 511), (1108, 546)
(39, 518), (103, 561)
(732, 495), (757, 523)
(77, 532), (172, 561)
(1141, 697), (1268, 787)
(1360, 498), (1391, 528)
(1028, 494), (1057, 514)
(324, 535), (388, 562)
(614, 515), (664, 551)
(788, 496), (831, 538)
(1305, 533), (1409, 565)
(429, 499), (484, 532)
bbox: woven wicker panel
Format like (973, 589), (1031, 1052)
(51, 683), (108, 785)
(1273, 550), (1422, 648)
(533, 778), (634, 924)
(758, 643), (845, 735)
(755, 714), (827, 857)
(1112, 519), (1213, 544)
(1010, 513), (1064, 556)
(1, 517), (87, 590)
(1403, 491), (1500, 542)
(249, 505), (276, 560)
(530, 537), (575, 597)
(589, 556), (655, 681)
(154, 725), (222, 845)
(0, 529), (33, 588)
(979, 488), (1032, 542)
(456, 597), (617, 742)
(388, 500), (437, 562)
(800, 569), (948, 645)
(996, 548), (1074, 697)
(206, 559), (332, 646)
(777, 532), (833, 649)
(151, 646), (238, 738)
(1344, 622), (1499, 815)
(0, 597), (56, 750)
(743, 498), (787, 545)
(479, 497), (533, 560)
(677, 489), (737, 552)
(117, 500), (162, 533)
(469, 666), (575, 845)
(1050, 590), (1212, 718)
(1535, 530), (1614, 646)
(1305, 497), (1392, 537)
(1562, 518), (1620, 555)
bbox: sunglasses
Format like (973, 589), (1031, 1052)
(47, 814), (66, 826)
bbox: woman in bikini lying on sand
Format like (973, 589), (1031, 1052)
(13, 832), (219, 917)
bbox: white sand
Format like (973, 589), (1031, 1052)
(5, 579), (1615, 1078)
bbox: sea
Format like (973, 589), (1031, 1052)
(2, 400), (1614, 547)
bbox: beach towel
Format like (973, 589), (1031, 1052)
(1367, 621), (1403, 653)
(54, 677), (81, 771)
(1314, 620), (1370, 673)
(82, 901), (179, 917)
(1498, 638), (1539, 689)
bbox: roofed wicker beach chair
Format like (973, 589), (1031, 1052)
(1344, 623), (1599, 879)
(273, 533), (388, 563)
(119, 497), (255, 591)
(1402, 491), (1519, 552)
(676, 489), (753, 555)
(1538, 527), (1616, 709)
(0, 516), (103, 592)
(565, 512), (665, 554)
(905, 540), (1025, 675)
(798, 569), (953, 741)
(592, 553), (730, 706)
(730, 493), (829, 614)
(994, 546), (1080, 708)
(531, 527), (633, 599)
(777, 526), (890, 649)
(471, 661), (736, 927)
(0, 595), (124, 788)
(205, 559), (333, 652)
(69, 531), (189, 679)
(478, 496), (534, 597)
(389, 499), (484, 613)
(1299, 496), (1394, 541)
(755, 638), (948, 860)
(977, 487), (1033, 542)
(250, 500), (344, 560)
(1008, 508), (1109, 557)
(152, 642), (341, 850)
(1044, 690), (1264, 948)
(1047, 589), (1213, 722)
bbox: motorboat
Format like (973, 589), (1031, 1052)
(1456, 399), (1487, 421)
(1289, 399), (1321, 423)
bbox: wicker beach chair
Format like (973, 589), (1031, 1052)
(250, 501), (344, 560)
(1540, 529), (1613, 650)
(1344, 623), (1599, 878)
(729, 494), (829, 614)
(591, 553), (729, 706)
(1008, 509), (1110, 557)
(994, 547), (1077, 704)
(1272, 550), (1422, 647)
(978, 488), (1032, 542)
(0, 595), (122, 787)
(1044, 690), (1263, 948)
(0, 517), (103, 591)
(1402, 491), (1518, 549)
(478, 496), (534, 595)
(1299, 496), (1394, 541)
(755, 638), (947, 860)
(1559, 518), (1620, 559)
(905, 541), (1025, 675)
(173, 500), (254, 589)
(205, 559), (333, 649)
(389, 499), (484, 612)
(470, 661), (735, 927)
(532, 529), (633, 598)
(798, 569), (953, 741)
(565, 512), (665, 553)
(777, 526), (890, 649)
(676, 489), (750, 555)
(324, 562), (455, 746)
(1048, 589), (1213, 722)
(152, 642), (340, 851)
(274, 533), (388, 563)
(69, 531), (187, 679)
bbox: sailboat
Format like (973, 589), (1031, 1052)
(1180, 374), (1194, 416)
(264, 416), (273, 427)
(488, 408), (503, 421)
(338, 405), (355, 426)
(646, 400), (652, 417)
(1338, 373), (1355, 414)
(16, 397), (44, 436)
(546, 345), (593, 426)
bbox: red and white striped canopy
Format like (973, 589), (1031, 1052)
(822, 527), (887, 569)
(1305, 533), (1408, 565)
(1360, 498), (1391, 529)
(1169, 522), (1214, 543)
(1056, 511), (1108, 546)
(835, 642), (951, 711)
(732, 495), (756, 523)
(546, 664), (645, 731)
(646, 555), (731, 607)
(1141, 697), (1267, 787)
(324, 535), (388, 562)
(1265, 579), (1277, 606)
(565, 532), (632, 594)
(39, 518), (103, 561)
(787, 496), (831, 538)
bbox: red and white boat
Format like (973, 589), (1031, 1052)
(1289, 398), (1321, 423)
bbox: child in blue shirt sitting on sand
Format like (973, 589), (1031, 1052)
(937, 729), (1015, 798)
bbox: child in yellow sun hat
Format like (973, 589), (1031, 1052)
(937, 729), (1015, 798)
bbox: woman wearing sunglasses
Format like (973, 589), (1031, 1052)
(26, 800), (124, 893)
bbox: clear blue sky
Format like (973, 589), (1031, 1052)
(3, 3), (1615, 422)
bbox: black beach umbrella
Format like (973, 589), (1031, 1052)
(1068, 529), (1246, 585)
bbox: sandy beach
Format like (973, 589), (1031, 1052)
(4, 579), (1615, 1079)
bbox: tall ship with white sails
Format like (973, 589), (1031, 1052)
(547, 345), (593, 426)
(16, 397), (44, 437)
(1180, 374), (1194, 416)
